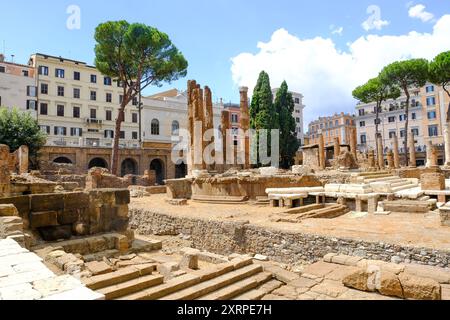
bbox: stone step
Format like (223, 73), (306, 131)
(232, 289), (266, 300)
(160, 264), (263, 300)
(192, 195), (248, 204)
(390, 180), (414, 188)
(364, 176), (399, 183)
(391, 184), (418, 193)
(83, 265), (152, 290)
(98, 274), (164, 300)
(356, 171), (391, 177)
(198, 272), (272, 300)
(419, 196), (431, 201)
(300, 205), (348, 220)
(283, 204), (324, 215)
(116, 260), (250, 300)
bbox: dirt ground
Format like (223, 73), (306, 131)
(131, 194), (450, 251)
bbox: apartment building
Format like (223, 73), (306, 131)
(306, 113), (356, 146)
(28, 53), (140, 149)
(0, 54), (37, 116)
(272, 88), (305, 145)
(223, 103), (241, 145)
(355, 83), (450, 164)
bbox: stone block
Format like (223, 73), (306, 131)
(398, 273), (441, 300)
(115, 189), (131, 205)
(115, 205), (129, 218)
(31, 194), (64, 212)
(86, 237), (107, 253)
(57, 209), (80, 225)
(157, 262), (180, 280)
(421, 173), (445, 191)
(115, 234), (129, 253)
(63, 192), (89, 210)
(0, 196), (30, 217)
(179, 247), (200, 270)
(378, 271), (403, 298)
(0, 204), (19, 217)
(30, 211), (59, 229)
(85, 261), (112, 276)
(33, 275), (83, 298)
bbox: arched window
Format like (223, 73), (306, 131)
(171, 121), (180, 135)
(151, 119), (160, 136)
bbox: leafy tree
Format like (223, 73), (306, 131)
(250, 71), (278, 166)
(429, 51), (450, 121)
(94, 21), (188, 175)
(274, 81), (300, 168)
(379, 59), (428, 166)
(0, 107), (46, 167)
(352, 77), (400, 166)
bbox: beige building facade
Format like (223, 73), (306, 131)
(306, 113), (356, 147)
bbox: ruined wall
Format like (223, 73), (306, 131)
(0, 145), (10, 197)
(191, 175), (323, 200)
(0, 189), (130, 242)
(302, 149), (320, 170)
(130, 208), (450, 268)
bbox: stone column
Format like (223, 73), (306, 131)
(239, 87), (251, 169)
(387, 150), (395, 169)
(0, 144), (11, 197)
(426, 140), (433, 168)
(444, 123), (450, 167)
(377, 134), (384, 169)
(186, 80), (197, 176)
(318, 133), (326, 170)
(333, 137), (341, 159)
(350, 127), (357, 159)
(193, 85), (206, 171)
(391, 133), (400, 169)
(430, 144), (439, 168)
(204, 86), (215, 171)
(17, 145), (29, 174)
(408, 131), (417, 168)
(221, 110), (231, 171)
(368, 149), (375, 168)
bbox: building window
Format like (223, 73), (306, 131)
(426, 97), (436, 106)
(104, 130), (114, 139)
(358, 109), (365, 116)
(119, 95), (123, 104)
(428, 125), (438, 137)
(294, 98), (300, 104)
(38, 66), (49, 76)
(411, 113), (416, 120)
(90, 109), (97, 119)
(0, 66), (5, 73)
(132, 131), (138, 140)
(55, 69), (65, 78)
(74, 71), (80, 81)
(400, 130), (406, 138)
(104, 77), (112, 86)
(27, 86), (37, 97)
(399, 114), (406, 121)
(70, 128), (82, 137)
(106, 110), (112, 121)
(73, 106), (80, 118)
(335, 120), (339, 126)
(26, 100), (36, 110)
(57, 86), (64, 97)
(120, 131), (125, 139)
(132, 113), (138, 123)
(106, 93), (112, 103)
(151, 119), (160, 135)
(426, 85), (435, 93)
(57, 105), (65, 117)
(132, 97), (138, 106)
(172, 121), (180, 135)
(90, 91), (97, 101)
(360, 135), (367, 144)
(90, 74), (97, 83)
(117, 80), (123, 88)
(296, 118), (300, 123)
(412, 128), (419, 136)
(22, 70), (29, 77)
(427, 111), (437, 120)
(41, 83), (48, 94)
(388, 131), (396, 139)
(360, 121), (365, 127)
(40, 103), (48, 115)
(374, 118), (381, 125)
(231, 114), (239, 123)
(73, 88), (80, 99)
(40, 125), (50, 134)
(54, 126), (67, 136)
(388, 116), (395, 123)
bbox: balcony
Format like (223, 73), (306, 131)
(86, 118), (103, 125)
(46, 137), (140, 149)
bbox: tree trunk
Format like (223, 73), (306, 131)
(111, 107), (125, 175)
(403, 89), (410, 167)
(375, 101), (380, 169)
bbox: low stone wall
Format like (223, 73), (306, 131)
(130, 208), (450, 268)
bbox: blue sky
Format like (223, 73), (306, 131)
(1, 0), (449, 123)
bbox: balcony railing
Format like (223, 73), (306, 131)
(47, 137), (140, 149)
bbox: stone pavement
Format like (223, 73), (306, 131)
(0, 238), (104, 300)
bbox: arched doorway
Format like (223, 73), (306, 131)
(53, 157), (73, 164)
(150, 159), (165, 185)
(121, 158), (138, 177)
(175, 161), (187, 179)
(88, 157), (108, 169)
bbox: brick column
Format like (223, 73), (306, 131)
(0, 144), (11, 196)
(318, 133), (326, 170)
(334, 137), (341, 159)
(368, 149), (376, 168)
(193, 85), (206, 171)
(391, 133), (400, 169)
(426, 140), (433, 168)
(187, 80), (197, 176)
(204, 86), (215, 171)
(430, 144), (439, 168)
(408, 131), (417, 168)
(221, 110), (231, 171)
(239, 87), (251, 169)
(350, 127), (357, 159)
(387, 150), (395, 169)
(377, 134), (384, 169)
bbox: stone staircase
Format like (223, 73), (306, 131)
(273, 204), (350, 223)
(84, 257), (273, 300)
(352, 172), (418, 193)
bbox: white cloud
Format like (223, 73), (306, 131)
(230, 15), (450, 128)
(362, 5), (390, 31)
(331, 26), (344, 36)
(409, 4), (434, 22)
